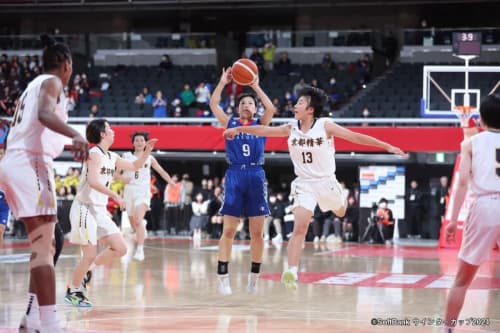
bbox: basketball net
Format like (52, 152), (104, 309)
(453, 105), (477, 128)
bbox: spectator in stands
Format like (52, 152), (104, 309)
(159, 54), (173, 71)
(321, 53), (334, 70)
(208, 186), (223, 239)
(134, 92), (146, 108)
(148, 173), (165, 236)
(173, 107), (182, 118)
(164, 174), (184, 234)
(0, 86), (15, 116)
(89, 104), (101, 118)
(281, 99), (294, 118)
(406, 180), (424, 239)
(264, 194), (284, 243)
(189, 193), (209, 240)
(361, 106), (370, 126)
(152, 90), (168, 118)
(226, 80), (243, 100)
(262, 42), (276, 72)
(180, 83), (195, 110)
(310, 78), (322, 90)
(342, 196), (358, 241)
(223, 94), (236, 113)
(293, 78), (307, 99)
(359, 54), (372, 83)
(78, 73), (90, 103)
(195, 81), (211, 111)
(271, 97), (282, 117)
(0, 54), (8, 70)
(64, 88), (76, 113)
(249, 48), (264, 72)
(275, 51), (292, 75)
(142, 87), (153, 104)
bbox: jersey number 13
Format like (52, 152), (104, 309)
(301, 152), (313, 164)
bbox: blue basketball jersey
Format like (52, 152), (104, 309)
(225, 117), (266, 165)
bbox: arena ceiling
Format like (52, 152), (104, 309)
(1, 0), (498, 12)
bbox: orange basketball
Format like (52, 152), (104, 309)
(231, 58), (258, 86)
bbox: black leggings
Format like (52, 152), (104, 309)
(53, 223), (64, 265)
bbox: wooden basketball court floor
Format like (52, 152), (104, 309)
(1, 236), (500, 333)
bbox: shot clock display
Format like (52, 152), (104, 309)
(452, 32), (482, 56)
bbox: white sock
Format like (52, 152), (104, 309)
(39, 305), (57, 325)
(25, 293), (40, 322)
(137, 245), (144, 252)
(288, 266), (298, 276)
(70, 285), (81, 291)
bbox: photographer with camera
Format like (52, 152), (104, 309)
(376, 198), (395, 244)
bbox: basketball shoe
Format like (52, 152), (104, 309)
(246, 273), (259, 294)
(18, 315), (41, 333)
(281, 269), (298, 291)
(64, 287), (92, 307)
(217, 274), (232, 295)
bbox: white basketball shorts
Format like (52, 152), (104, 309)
(290, 176), (345, 214)
(458, 194), (500, 266)
(0, 150), (57, 219)
(69, 199), (120, 246)
(123, 184), (151, 216)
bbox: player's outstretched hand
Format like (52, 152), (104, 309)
(249, 74), (260, 89)
(114, 194), (126, 210)
(445, 222), (457, 244)
(71, 133), (89, 162)
(223, 128), (239, 140)
(387, 145), (408, 158)
(144, 138), (159, 153)
(220, 67), (233, 86)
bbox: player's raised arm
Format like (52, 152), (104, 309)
(248, 76), (276, 126)
(224, 124), (291, 140)
(209, 67), (232, 128)
(116, 139), (158, 171)
(325, 121), (408, 158)
(151, 156), (175, 186)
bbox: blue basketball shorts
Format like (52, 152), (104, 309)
(220, 165), (270, 218)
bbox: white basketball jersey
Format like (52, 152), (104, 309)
(122, 152), (152, 187)
(287, 118), (336, 179)
(76, 146), (118, 206)
(6, 74), (68, 158)
(469, 131), (500, 197)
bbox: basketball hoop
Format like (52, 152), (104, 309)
(453, 105), (476, 128)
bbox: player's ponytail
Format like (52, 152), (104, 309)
(40, 33), (71, 72)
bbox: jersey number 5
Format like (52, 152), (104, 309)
(496, 148), (500, 177)
(301, 152), (313, 164)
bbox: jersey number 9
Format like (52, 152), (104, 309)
(242, 144), (251, 157)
